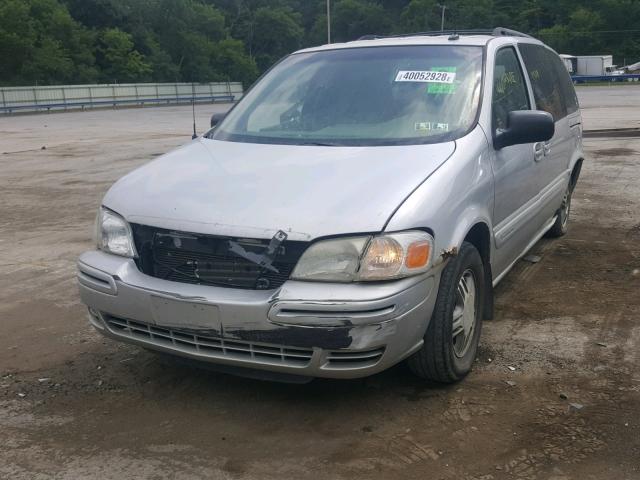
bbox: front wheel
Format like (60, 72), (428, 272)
(408, 242), (485, 383)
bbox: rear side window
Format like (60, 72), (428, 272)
(547, 50), (579, 115)
(519, 44), (577, 119)
(492, 47), (530, 131)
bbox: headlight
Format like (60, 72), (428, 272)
(291, 231), (433, 282)
(289, 236), (369, 282)
(96, 207), (137, 258)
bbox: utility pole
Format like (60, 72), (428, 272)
(327, 0), (331, 44)
(437, 4), (446, 31)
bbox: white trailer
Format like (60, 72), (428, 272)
(560, 54), (576, 74)
(576, 55), (614, 76)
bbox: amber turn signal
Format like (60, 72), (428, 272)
(405, 241), (431, 269)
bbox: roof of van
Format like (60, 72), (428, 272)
(296, 29), (543, 54)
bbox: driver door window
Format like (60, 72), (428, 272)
(492, 47), (530, 132)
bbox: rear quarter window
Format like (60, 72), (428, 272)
(519, 44), (577, 120)
(547, 50), (579, 115)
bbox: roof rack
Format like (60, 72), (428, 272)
(492, 27), (533, 38)
(357, 27), (533, 41)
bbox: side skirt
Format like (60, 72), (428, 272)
(492, 215), (557, 287)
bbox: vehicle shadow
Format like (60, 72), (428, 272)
(139, 349), (459, 406)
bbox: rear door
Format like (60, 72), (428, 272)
(518, 44), (576, 212)
(548, 49), (582, 163)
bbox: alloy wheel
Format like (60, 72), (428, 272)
(452, 269), (477, 358)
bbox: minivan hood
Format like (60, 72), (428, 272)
(103, 138), (455, 241)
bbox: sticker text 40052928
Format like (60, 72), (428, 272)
(395, 70), (456, 83)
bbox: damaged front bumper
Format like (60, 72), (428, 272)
(77, 250), (440, 379)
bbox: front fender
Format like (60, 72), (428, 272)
(384, 127), (495, 266)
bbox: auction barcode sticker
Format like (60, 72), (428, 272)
(395, 70), (456, 83)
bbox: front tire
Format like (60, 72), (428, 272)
(408, 242), (485, 383)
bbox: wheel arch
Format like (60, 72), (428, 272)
(462, 222), (494, 320)
(570, 157), (583, 192)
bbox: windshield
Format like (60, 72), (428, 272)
(210, 45), (483, 146)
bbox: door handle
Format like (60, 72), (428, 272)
(543, 142), (551, 156)
(534, 142), (545, 161)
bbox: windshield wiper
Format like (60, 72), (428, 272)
(298, 141), (341, 147)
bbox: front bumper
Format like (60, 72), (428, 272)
(77, 250), (440, 379)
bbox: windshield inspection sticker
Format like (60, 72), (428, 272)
(395, 70), (456, 83)
(415, 122), (449, 132)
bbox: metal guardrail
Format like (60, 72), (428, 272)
(572, 74), (640, 83)
(0, 82), (243, 114)
(3, 75), (634, 114)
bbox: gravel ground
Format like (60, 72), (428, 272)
(0, 88), (639, 479)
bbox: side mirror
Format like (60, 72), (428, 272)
(494, 110), (554, 150)
(210, 112), (226, 128)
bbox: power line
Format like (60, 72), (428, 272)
(539, 29), (640, 36)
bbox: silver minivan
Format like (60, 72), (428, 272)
(78, 28), (583, 383)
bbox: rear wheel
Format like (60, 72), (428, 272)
(408, 242), (485, 383)
(547, 184), (572, 237)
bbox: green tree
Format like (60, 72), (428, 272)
(3, 0), (640, 86)
(0, 0), (97, 85)
(141, 33), (181, 82)
(142, 0), (227, 81)
(62, 0), (131, 29)
(249, 7), (303, 70)
(0, 0), (37, 84)
(311, 0), (392, 43)
(211, 37), (259, 86)
(398, 0), (438, 33)
(539, 8), (605, 55)
(97, 28), (151, 82)
(449, 0), (497, 31)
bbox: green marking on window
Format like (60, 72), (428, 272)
(428, 66), (457, 94)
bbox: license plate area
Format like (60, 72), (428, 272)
(150, 295), (220, 330)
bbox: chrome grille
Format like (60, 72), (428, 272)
(104, 315), (314, 367)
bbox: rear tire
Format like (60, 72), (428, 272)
(547, 183), (572, 238)
(408, 242), (485, 383)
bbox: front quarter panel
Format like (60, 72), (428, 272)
(385, 127), (494, 265)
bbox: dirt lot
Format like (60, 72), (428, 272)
(1, 88), (639, 479)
